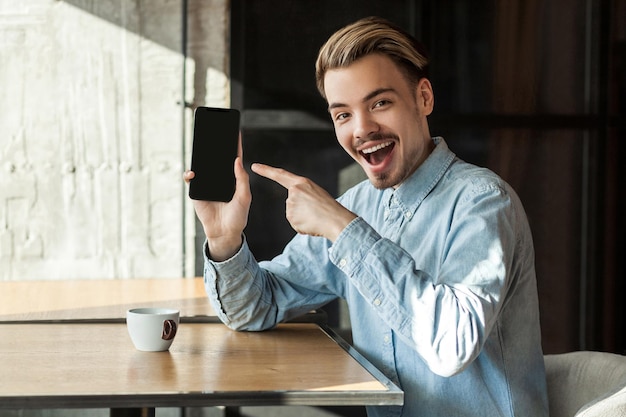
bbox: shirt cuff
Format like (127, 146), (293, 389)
(328, 217), (380, 276)
(203, 235), (251, 280)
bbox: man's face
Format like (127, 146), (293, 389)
(324, 53), (434, 189)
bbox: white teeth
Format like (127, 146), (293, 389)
(362, 141), (393, 154)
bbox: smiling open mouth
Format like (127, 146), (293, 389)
(360, 141), (395, 165)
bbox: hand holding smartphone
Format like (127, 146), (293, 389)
(189, 107), (240, 201)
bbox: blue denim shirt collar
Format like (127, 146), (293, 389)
(385, 136), (456, 219)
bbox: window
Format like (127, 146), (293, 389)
(229, 0), (625, 353)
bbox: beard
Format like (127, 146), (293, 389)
(368, 172), (392, 190)
(365, 155), (419, 190)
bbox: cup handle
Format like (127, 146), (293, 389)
(161, 319), (178, 341)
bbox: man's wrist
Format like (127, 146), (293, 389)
(327, 211), (358, 242)
(206, 235), (243, 262)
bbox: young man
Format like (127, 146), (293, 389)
(185, 16), (548, 417)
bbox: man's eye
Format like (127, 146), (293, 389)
(335, 113), (349, 121)
(374, 100), (389, 108)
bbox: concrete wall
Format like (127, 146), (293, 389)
(0, 0), (229, 281)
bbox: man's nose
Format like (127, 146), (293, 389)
(353, 113), (379, 139)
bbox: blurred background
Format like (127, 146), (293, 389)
(0, 0), (624, 415)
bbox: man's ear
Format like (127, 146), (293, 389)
(416, 78), (434, 116)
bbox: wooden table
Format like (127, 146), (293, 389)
(0, 277), (213, 322)
(2, 322), (401, 409)
(0, 279), (403, 414)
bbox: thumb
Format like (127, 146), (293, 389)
(233, 157), (251, 203)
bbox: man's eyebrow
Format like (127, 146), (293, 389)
(328, 88), (397, 112)
(328, 102), (347, 111)
(364, 87), (396, 102)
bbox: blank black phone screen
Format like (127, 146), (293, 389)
(189, 107), (240, 201)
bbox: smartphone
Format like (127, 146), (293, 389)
(189, 107), (240, 201)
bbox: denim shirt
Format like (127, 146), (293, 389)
(204, 137), (549, 417)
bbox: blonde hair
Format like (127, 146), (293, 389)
(315, 16), (429, 99)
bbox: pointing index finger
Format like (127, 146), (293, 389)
(251, 163), (301, 189)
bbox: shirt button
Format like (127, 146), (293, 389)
(373, 298), (382, 306)
(404, 211), (412, 219)
(384, 335), (390, 344)
(338, 258), (347, 268)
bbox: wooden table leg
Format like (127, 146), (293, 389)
(223, 407), (242, 417)
(110, 408), (155, 417)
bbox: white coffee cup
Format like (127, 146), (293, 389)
(126, 308), (180, 352)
